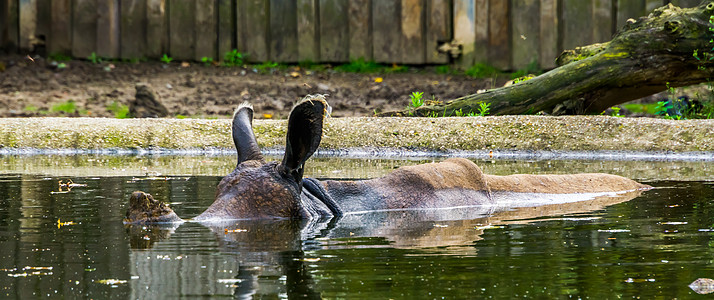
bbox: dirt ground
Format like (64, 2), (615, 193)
(0, 55), (512, 119)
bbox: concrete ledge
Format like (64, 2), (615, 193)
(1, 116), (713, 152)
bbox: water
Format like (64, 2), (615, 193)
(1, 155), (713, 299)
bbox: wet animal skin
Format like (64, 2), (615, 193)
(124, 95), (651, 223)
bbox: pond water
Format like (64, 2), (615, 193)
(1, 155), (714, 299)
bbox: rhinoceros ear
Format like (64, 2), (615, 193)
(232, 103), (263, 165)
(280, 96), (328, 185)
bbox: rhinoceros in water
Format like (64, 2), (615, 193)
(124, 95), (650, 224)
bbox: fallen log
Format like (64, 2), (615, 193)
(386, 2), (714, 117)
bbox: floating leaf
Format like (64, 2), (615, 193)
(218, 279), (243, 284)
(23, 266), (53, 270)
(300, 258), (320, 262)
(97, 279), (128, 285)
(57, 218), (77, 228)
(597, 229), (630, 233)
(690, 278), (714, 294)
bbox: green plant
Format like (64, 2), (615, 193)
(160, 54), (173, 64)
(427, 111), (440, 118)
(465, 63), (499, 78)
(409, 91), (425, 108)
(107, 101), (130, 119)
(687, 16), (714, 119)
(623, 103), (659, 114)
(175, 114), (187, 119)
(298, 60), (327, 72)
(49, 53), (72, 62)
(454, 109), (464, 117)
(24, 105), (38, 112)
(700, 101), (714, 119)
(335, 58), (384, 73)
(87, 52), (102, 64)
(201, 56), (214, 67)
(655, 82), (691, 119)
(512, 74), (536, 85)
(610, 106), (624, 117)
(477, 101), (491, 116)
(435, 65), (453, 74)
(666, 82), (676, 95)
(255, 61), (279, 73)
(50, 100), (77, 114)
(223, 49), (244, 66)
(655, 100), (673, 118)
(389, 64), (409, 73)
(332, 58), (410, 73)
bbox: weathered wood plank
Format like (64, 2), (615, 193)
(319, 0), (349, 62)
(646, 0), (667, 12)
(373, 0), (400, 63)
(426, 0), (450, 64)
(473, 0), (489, 65)
(97, 0), (119, 58)
(121, 0), (146, 59)
(488, 0), (510, 69)
(593, 0), (613, 43)
(35, 0), (51, 53)
(669, 0), (700, 8)
(401, 0), (425, 64)
(72, 0), (97, 58)
(19, 0), (36, 51)
(169, 0), (194, 61)
(0, 2), (5, 51)
(539, 0), (558, 68)
(406, 2), (714, 117)
(454, 0), (476, 67)
(510, 0), (539, 70)
(617, 0), (646, 30)
(243, 0), (269, 62)
(297, 0), (319, 61)
(235, 0), (246, 54)
(48, 0), (70, 55)
(270, 0), (298, 62)
(146, 0), (167, 58)
(562, 0), (592, 50)
(194, 0), (216, 61)
(0, 2), (7, 52)
(348, 0), (371, 61)
(217, 0), (233, 59)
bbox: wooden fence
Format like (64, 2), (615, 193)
(0, 0), (704, 70)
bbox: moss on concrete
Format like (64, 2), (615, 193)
(0, 116), (713, 152)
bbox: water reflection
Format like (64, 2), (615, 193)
(122, 190), (644, 298)
(1, 156), (714, 299)
(1, 154), (713, 181)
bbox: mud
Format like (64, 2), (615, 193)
(0, 55), (503, 118)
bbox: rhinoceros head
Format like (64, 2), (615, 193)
(194, 96), (328, 220)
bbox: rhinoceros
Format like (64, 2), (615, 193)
(124, 96), (650, 224)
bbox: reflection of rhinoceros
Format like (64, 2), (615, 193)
(125, 191), (646, 299)
(124, 95), (650, 224)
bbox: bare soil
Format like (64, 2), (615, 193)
(0, 55), (505, 118)
(2, 55), (713, 155)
